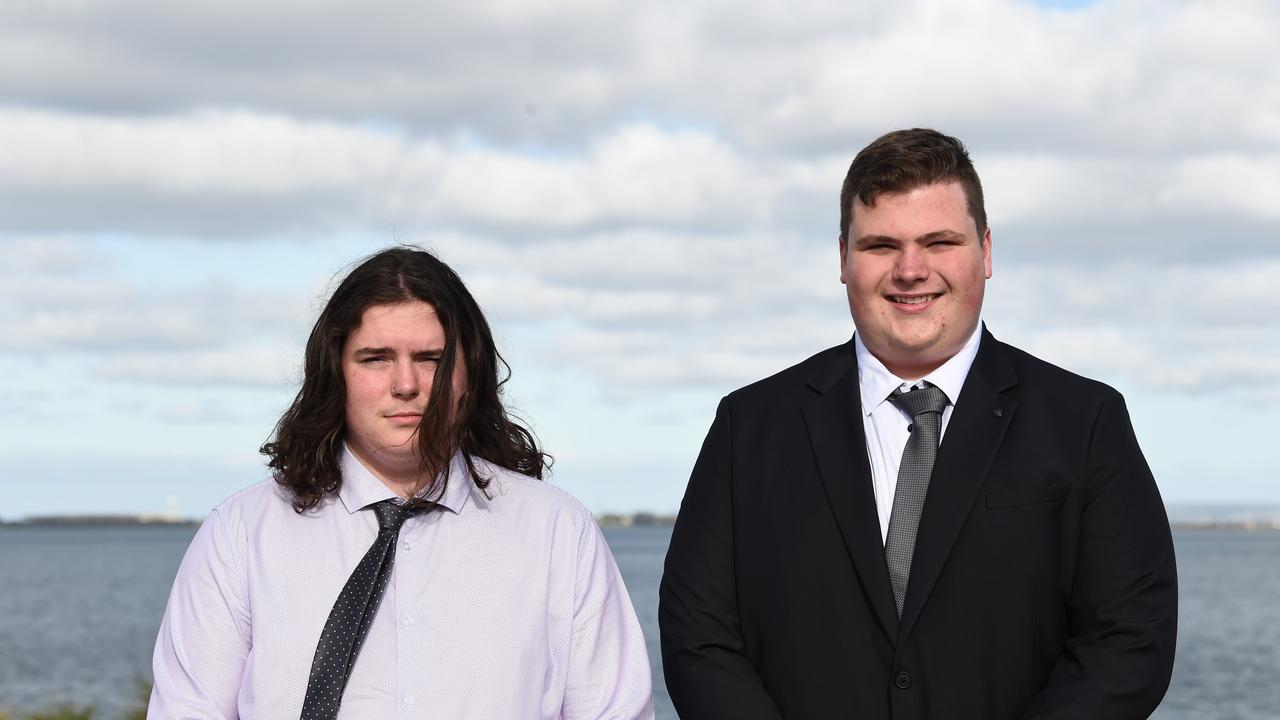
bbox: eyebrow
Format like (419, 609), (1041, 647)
(351, 347), (446, 359)
(854, 229), (968, 247)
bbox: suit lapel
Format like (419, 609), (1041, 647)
(897, 330), (1019, 641)
(802, 341), (899, 640)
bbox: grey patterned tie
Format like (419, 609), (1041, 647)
(884, 382), (949, 619)
(301, 499), (431, 720)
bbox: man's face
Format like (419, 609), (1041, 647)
(839, 180), (992, 379)
(342, 300), (466, 483)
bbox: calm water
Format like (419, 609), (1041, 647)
(0, 526), (1277, 719)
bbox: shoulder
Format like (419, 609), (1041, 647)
(461, 459), (608, 571)
(987, 336), (1120, 402)
(204, 478), (300, 533)
(468, 457), (596, 528)
(724, 340), (854, 408)
(980, 335), (1135, 440)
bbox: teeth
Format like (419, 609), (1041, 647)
(891, 294), (936, 304)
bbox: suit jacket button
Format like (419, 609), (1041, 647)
(894, 671), (913, 689)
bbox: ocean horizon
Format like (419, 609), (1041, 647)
(1, 524), (1278, 718)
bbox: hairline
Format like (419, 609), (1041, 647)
(844, 178), (985, 242)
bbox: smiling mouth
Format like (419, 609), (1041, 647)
(887, 293), (940, 305)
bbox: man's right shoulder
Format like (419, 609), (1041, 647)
(722, 340), (854, 409)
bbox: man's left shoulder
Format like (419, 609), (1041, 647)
(468, 457), (596, 526)
(988, 336), (1121, 404)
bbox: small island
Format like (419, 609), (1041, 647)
(1, 514), (199, 527)
(596, 512), (677, 528)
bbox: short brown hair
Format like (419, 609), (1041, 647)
(839, 128), (986, 240)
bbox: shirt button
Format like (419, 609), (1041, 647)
(403, 693), (415, 705)
(895, 671), (913, 689)
(401, 616), (414, 627)
(402, 541), (412, 551)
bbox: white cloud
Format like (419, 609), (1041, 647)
(154, 399), (261, 422)
(419, 125), (778, 231)
(0, 0), (1276, 249)
(1, 0), (1279, 517)
(0, 110), (796, 236)
(555, 327), (808, 390)
(3, 0), (1276, 155)
(96, 345), (300, 387)
(2, 236), (98, 273)
(987, 259), (1280, 394)
(6, 231), (1275, 400)
(0, 276), (306, 354)
(448, 229), (839, 328)
(3, 105), (1278, 269)
(1163, 154), (1280, 221)
(1022, 326), (1280, 396)
(0, 238), (313, 376)
(0, 108), (402, 193)
(990, 260), (1280, 327)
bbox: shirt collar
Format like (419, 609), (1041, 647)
(855, 321), (983, 416)
(337, 443), (473, 515)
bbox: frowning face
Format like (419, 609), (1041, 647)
(342, 300), (466, 484)
(839, 180), (992, 379)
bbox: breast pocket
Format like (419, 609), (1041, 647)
(985, 484), (1070, 509)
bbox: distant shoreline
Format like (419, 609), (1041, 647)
(3, 513), (1279, 532)
(1169, 521), (1280, 532)
(0, 515), (201, 527)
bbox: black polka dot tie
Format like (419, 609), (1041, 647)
(301, 499), (431, 720)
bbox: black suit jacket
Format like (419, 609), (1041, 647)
(659, 329), (1177, 719)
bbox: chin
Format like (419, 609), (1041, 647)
(887, 331), (943, 353)
(885, 336), (949, 361)
(381, 438), (420, 455)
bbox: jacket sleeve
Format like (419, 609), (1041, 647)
(1023, 392), (1178, 719)
(659, 398), (785, 720)
(148, 507), (250, 719)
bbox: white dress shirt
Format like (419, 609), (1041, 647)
(150, 447), (654, 720)
(856, 323), (983, 543)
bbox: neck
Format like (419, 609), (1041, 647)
(377, 474), (432, 499)
(348, 445), (441, 499)
(886, 361), (943, 382)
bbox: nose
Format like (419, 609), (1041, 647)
(391, 362), (419, 399)
(893, 245), (929, 284)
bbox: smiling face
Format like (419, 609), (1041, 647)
(342, 300), (466, 490)
(839, 180), (992, 379)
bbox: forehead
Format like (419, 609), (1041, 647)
(347, 301), (443, 344)
(852, 181), (976, 237)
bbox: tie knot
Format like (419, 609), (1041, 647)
(889, 382), (949, 418)
(370, 499), (429, 532)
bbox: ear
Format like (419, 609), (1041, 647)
(839, 234), (849, 283)
(981, 227), (993, 279)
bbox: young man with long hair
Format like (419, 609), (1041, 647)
(151, 247), (654, 719)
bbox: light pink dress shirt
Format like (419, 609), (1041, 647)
(149, 447), (654, 719)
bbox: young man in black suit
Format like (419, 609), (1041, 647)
(660, 128), (1177, 719)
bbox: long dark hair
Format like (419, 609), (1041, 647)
(261, 246), (550, 511)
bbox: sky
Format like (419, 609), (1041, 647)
(1, 0), (1277, 520)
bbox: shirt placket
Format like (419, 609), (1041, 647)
(394, 514), (424, 719)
